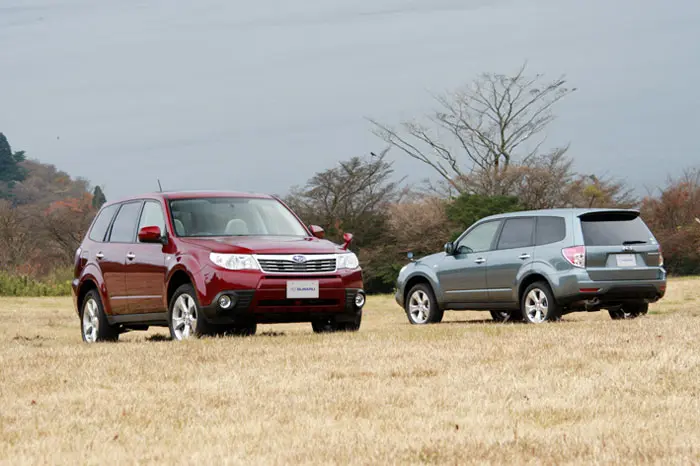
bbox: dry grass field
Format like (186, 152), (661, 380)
(1, 278), (699, 465)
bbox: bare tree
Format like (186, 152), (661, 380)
(369, 63), (575, 195)
(285, 148), (406, 243)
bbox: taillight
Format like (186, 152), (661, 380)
(562, 246), (586, 268)
(658, 245), (664, 267)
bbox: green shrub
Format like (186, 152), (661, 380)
(0, 271), (72, 297)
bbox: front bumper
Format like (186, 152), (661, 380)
(198, 266), (365, 324)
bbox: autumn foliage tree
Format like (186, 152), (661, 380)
(641, 169), (700, 275)
(0, 133), (97, 278)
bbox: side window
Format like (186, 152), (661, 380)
(535, 216), (566, 246)
(497, 217), (535, 250)
(108, 202), (143, 243)
(88, 204), (119, 242)
(457, 221), (501, 253)
(137, 201), (166, 239)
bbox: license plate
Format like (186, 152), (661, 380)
(616, 254), (637, 267)
(286, 280), (319, 299)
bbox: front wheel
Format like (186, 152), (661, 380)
(405, 284), (443, 325)
(168, 284), (212, 340)
(311, 310), (362, 333)
(521, 282), (560, 324)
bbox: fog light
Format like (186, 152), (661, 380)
(354, 291), (366, 308)
(219, 295), (234, 309)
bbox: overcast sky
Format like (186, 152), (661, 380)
(1, 0), (698, 200)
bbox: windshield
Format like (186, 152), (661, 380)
(168, 197), (309, 238)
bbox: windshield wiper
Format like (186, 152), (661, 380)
(622, 240), (647, 245)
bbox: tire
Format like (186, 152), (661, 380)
(608, 302), (649, 320)
(222, 320), (257, 336)
(490, 310), (522, 323)
(168, 284), (212, 340)
(520, 282), (560, 324)
(80, 289), (119, 343)
(405, 283), (443, 325)
(311, 310), (362, 333)
(340, 309), (362, 332)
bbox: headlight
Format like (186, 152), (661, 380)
(209, 253), (260, 271)
(337, 252), (360, 270)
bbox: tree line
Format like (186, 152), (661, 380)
(1, 65), (699, 294)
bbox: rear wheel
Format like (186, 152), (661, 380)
(490, 310), (522, 323)
(521, 282), (560, 324)
(608, 302), (649, 320)
(80, 290), (119, 343)
(405, 284), (443, 324)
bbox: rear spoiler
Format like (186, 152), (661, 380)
(578, 210), (640, 221)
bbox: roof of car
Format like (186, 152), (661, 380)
(106, 190), (275, 205)
(478, 207), (640, 221)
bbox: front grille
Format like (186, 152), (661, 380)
(256, 255), (336, 273)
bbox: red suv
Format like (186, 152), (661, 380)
(72, 191), (365, 342)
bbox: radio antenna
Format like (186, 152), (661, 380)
(157, 179), (163, 192)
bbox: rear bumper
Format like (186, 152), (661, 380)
(555, 276), (666, 307)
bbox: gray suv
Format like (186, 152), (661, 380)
(395, 209), (666, 324)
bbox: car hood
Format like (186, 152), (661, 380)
(179, 236), (345, 255)
(415, 252), (446, 266)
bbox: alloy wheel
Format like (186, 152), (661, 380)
(408, 290), (431, 324)
(524, 288), (549, 323)
(172, 294), (198, 340)
(82, 298), (100, 343)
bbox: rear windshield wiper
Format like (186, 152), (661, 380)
(622, 240), (647, 245)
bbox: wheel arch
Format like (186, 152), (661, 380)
(403, 273), (439, 307)
(77, 278), (99, 315)
(166, 268), (196, 308)
(517, 273), (554, 303)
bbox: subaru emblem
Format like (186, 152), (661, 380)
(292, 255), (307, 263)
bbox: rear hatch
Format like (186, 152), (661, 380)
(579, 211), (662, 281)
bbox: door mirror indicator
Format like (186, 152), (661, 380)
(138, 226), (164, 243)
(342, 232), (354, 250)
(309, 225), (325, 239)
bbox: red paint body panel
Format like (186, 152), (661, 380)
(72, 192), (364, 326)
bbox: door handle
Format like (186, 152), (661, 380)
(474, 257), (486, 264)
(126, 252), (136, 260)
(95, 252), (104, 260)
(519, 253), (531, 260)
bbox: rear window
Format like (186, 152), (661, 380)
(535, 216), (566, 246)
(88, 204), (119, 242)
(109, 202), (143, 243)
(580, 212), (651, 246)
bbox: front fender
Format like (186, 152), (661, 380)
(398, 265), (444, 307)
(164, 253), (207, 308)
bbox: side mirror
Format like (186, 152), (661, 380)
(407, 251), (414, 261)
(444, 242), (455, 255)
(342, 232), (353, 250)
(309, 225), (325, 239)
(138, 226), (164, 244)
